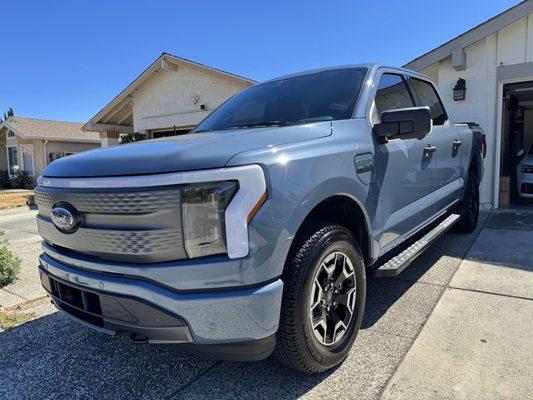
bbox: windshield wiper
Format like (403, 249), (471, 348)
(225, 121), (286, 130)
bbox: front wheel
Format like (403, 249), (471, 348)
(274, 222), (366, 374)
(454, 171), (479, 233)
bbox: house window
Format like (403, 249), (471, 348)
(7, 146), (19, 177)
(20, 145), (35, 177)
(7, 130), (15, 138)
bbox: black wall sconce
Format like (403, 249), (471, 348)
(453, 78), (466, 101)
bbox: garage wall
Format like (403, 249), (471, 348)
(132, 65), (252, 134)
(416, 13), (533, 208)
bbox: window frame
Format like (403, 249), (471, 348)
(6, 144), (19, 178)
(367, 69), (417, 127)
(406, 76), (449, 126)
(20, 144), (36, 177)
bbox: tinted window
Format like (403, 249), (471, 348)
(194, 68), (368, 132)
(374, 74), (415, 117)
(411, 78), (447, 125)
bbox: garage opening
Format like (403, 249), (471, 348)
(499, 80), (533, 208)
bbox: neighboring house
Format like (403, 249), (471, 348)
(0, 117), (101, 179)
(404, 0), (533, 208)
(83, 52), (255, 146)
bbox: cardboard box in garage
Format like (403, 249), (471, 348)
(499, 176), (510, 207)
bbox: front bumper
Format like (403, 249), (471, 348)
(517, 168), (533, 198)
(39, 252), (283, 360)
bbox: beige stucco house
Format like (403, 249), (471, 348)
(405, 0), (533, 208)
(83, 53), (255, 145)
(0, 117), (101, 178)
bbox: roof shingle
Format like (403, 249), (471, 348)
(4, 116), (100, 141)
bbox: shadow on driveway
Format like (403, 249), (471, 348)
(0, 214), (489, 400)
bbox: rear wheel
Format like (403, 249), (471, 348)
(274, 222), (366, 374)
(455, 170), (479, 233)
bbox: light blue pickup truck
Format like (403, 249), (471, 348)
(35, 64), (484, 373)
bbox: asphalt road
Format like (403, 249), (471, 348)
(0, 210), (489, 399)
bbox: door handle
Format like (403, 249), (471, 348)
(424, 144), (437, 154)
(453, 139), (463, 147)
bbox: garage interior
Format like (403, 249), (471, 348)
(500, 80), (533, 207)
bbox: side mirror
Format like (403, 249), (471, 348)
(517, 149), (525, 158)
(373, 106), (431, 141)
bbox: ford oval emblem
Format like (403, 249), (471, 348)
(51, 203), (81, 234)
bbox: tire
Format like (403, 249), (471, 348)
(274, 222), (366, 374)
(454, 170), (480, 233)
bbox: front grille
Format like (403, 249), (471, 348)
(521, 183), (533, 195)
(35, 186), (187, 263)
(34, 188), (181, 214)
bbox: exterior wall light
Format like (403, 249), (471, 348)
(453, 78), (466, 101)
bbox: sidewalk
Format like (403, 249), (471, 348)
(382, 210), (533, 399)
(0, 207), (46, 309)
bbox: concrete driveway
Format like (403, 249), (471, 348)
(0, 209), (531, 399)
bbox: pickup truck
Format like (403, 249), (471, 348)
(35, 64), (484, 373)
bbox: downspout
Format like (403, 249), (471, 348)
(42, 139), (48, 170)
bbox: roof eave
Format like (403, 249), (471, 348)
(83, 53), (256, 132)
(404, 0), (533, 71)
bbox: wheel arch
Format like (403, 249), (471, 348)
(287, 194), (373, 267)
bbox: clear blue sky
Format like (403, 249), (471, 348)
(0, 0), (522, 123)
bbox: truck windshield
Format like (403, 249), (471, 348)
(194, 68), (368, 133)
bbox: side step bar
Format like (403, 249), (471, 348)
(374, 213), (460, 278)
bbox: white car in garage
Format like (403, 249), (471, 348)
(517, 144), (533, 198)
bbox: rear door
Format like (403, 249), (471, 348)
(408, 77), (464, 213)
(370, 71), (437, 252)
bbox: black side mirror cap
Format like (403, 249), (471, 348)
(373, 106), (431, 141)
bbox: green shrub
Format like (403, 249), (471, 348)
(0, 230), (21, 287)
(12, 170), (35, 189)
(0, 170), (10, 188)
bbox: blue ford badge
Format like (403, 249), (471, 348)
(51, 203), (81, 233)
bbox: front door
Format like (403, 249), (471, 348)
(371, 72), (437, 251)
(409, 77), (463, 213)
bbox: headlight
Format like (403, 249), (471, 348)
(523, 166), (533, 174)
(182, 181), (238, 258)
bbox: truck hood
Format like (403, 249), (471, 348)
(520, 154), (533, 167)
(41, 122), (331, 178)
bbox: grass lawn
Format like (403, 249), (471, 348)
(0, 190), (33, 209)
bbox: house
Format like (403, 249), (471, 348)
(404, 0), (533, 209)
(0, 117), (101, 179)
(82, 53), (255, 146)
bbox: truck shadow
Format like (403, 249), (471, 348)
(0, 213), (489, 400)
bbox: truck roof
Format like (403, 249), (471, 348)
(260, 63), (418, 85)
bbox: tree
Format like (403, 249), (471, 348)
(120, 132), (145, 144)
(1, 107), (14, 123)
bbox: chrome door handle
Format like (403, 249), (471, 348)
(424, 145), (437, 154)
(453, 139), (463, 147)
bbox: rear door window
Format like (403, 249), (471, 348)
(410, 78), (448, 125)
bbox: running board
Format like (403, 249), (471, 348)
(374, 213), (461, 278)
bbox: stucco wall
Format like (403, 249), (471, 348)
(417, 13), (533, 207)
(132, 65), (251, 133)
(3, 136), (99, 177)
